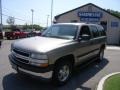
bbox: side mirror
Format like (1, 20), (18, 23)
(78, 34), (90, 41)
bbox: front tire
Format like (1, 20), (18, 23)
(52, 60), (73, 85)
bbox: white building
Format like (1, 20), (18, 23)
(54, 3), (120, 45)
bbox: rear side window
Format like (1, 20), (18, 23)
(97, 26), (106, 36)
(89, 26), (99, 38)
(80, 25), (91, 37)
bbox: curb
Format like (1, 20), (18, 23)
(106, 46), (120, 50)
(97, 72), (120, 90)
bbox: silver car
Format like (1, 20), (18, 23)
(9, 23), (106, 85)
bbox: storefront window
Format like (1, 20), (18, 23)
(111, 22), (119, 27)
(71, 20), (78, 23)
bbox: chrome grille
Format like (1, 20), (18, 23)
(13, 48), (29, 57)
(13, 54), (29, 64)
(12, 48), (30, 64)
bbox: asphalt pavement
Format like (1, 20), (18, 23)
(0, 40), (120, 90)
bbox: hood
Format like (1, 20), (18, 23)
(13, 36), (72, 53)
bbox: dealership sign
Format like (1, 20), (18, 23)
(80, 18), (100, 22)
(78, 12), (102, 18)
(78, 12), (102, 22)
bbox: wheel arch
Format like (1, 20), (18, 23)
(54, 54), (75, 67)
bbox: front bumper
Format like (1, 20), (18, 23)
(9, 54), (53, 79)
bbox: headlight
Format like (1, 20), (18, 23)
(30, 53), (48, 67)
(30, 53), (48, 60)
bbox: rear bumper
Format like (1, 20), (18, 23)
(9, 54), (53, 79)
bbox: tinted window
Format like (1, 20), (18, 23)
(71, 20), (78, 23)
(97, 26), (106, 36)
(90, 26), (99, 38)
(80, 26), (91, 37)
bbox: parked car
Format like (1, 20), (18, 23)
(36, 29), (46, 36)
(0, 31), (3, 47)
(25, 28), (47, 37)
(0, 31), (3, 39)
(5, 29), (27, 39)
(25, 29), (38, 37)
(34, 31), (41, 36)
(9, 23), (106, 85)
(37, 28), (47, 36)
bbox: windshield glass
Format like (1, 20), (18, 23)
(42, 25), (78, 39)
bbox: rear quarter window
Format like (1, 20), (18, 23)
(80, 25), (91, 37)
(89, 25), (99, 38)
(97, 25), (106, 36)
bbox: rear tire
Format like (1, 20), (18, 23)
(16, 36), (20, 39)
(97, 48), (104, 62)
(52, 60), (73, 86)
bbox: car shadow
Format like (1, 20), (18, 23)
(2, 58), (109, 90)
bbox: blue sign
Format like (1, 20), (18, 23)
(78, 12), (102, 22)
(78, 12), (103, 18)
(111, 22), (119, 27)
(80, 18), (100, 22)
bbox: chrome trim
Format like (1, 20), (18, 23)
(12, 51), (30, 60)
(18, 67), (53, 79)
(12, 51), (30, 64)
(13, 48), (30, 57)
(12, 51), (48, 65)
(13, 48), (29, 53)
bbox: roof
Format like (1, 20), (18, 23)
(53, 23), (103, 28)
(53, 23), (86, 26)
(55, 3), (120, 20)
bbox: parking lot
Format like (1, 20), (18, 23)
(0, 40), (120, 90)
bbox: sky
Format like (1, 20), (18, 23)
(2, 0), (120, 27)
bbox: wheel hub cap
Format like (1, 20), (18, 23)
(58, 65), (70, 82)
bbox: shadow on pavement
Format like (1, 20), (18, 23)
(2, 58), (109, 90)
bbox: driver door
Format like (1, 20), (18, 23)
(75, 25), (93, 64)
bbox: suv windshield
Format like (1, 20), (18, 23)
(42, 25), (78, 39)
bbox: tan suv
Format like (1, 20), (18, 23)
(9, 23), (106, 85)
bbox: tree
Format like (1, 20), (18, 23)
(23, 24), (43, 30)
(107, 9), (120, 18)
(6, 16), (15, 25)
(6, 16), (17, 31)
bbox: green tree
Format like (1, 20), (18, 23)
(6, 16), (15, 25)
(107, 9), (120, 18)
(23, 24), (43, 30)
(6, 16), (17, 31)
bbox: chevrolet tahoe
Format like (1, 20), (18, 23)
(9, 23), (106, 85)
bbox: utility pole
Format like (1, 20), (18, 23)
(31, 9), (34, 30)
(46, 15), (49, 27)
(0, 0), (3, 32)
(51, 0), (53, 25)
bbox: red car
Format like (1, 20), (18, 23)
(5, 29), (27, 39)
